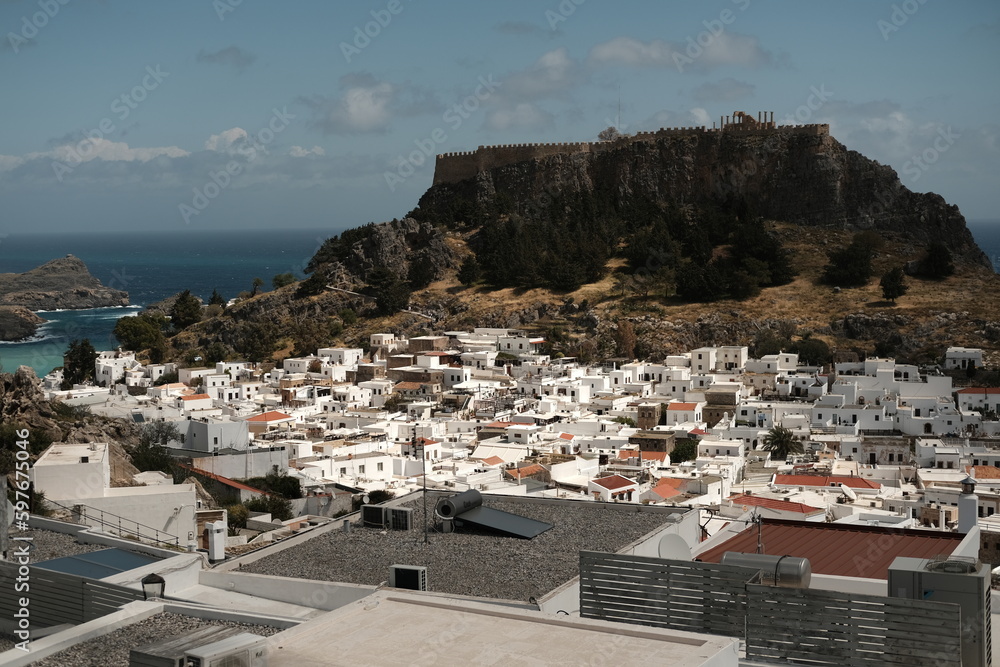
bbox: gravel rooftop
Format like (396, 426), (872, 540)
(2, 528), (104, 565)
(241, 497), (674, 602)
(13, 613), (281, 667)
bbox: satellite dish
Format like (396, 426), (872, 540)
(657, 533), (691, 560)
(362, 494), (371, 505)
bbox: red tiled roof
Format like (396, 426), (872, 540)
(697, 519), (964, 579)
(727, 493), (824, 516)
(689, 428), (708, 436)
(655, 477), (686, 490)
(180, 463), (268, 495)
(668, 402), (699, 410)
(649, 483), (683, 500)
(774, 474), (881, 490)
(394, 382), (423, 391)
(558, 433), (575, 440)
(181, 393), (211, 401)
(508, 464), (545, 479)
(415, 437), (439, 446)
(484, 421), (513, 428)
(967, 465), (1000, 480)
(638, 451), (669, 462)
(592, 474), (636, 490)
(480, 456), (504, 466)
(246, 410), (293, 422)
(958, 387), (1000, 394)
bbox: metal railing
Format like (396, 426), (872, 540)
(45, 498), (181, 548)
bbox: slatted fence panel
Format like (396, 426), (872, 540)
(0, 561), (143, 627)
(745, 584), (962, 667)
(579, 551), (758, 638)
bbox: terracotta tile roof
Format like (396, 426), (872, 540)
(415, 437), (440, 446)
(697, 519), (964, 579)
(180, 393), (211, 401)
(480, 456), (504, 466)
(246, 410), (293, 422)
(508, 464), (545, 479)
(592, 474), (637, 490)
(394, 382), (423, 391)
(727, 493), (824, 516)
(668, 402), (699, 411)
(638, 451), (669, 462)
(958, 387), (1000, 394)
(689, 428), (708, 436)
(558, 433), (575, 440)
(967, 465), (1000, 479)
(484, 421), (513, 428)
(180, 463), (268, 495)
(649, 479), (683, 499)
(655, 477), (687, 490)
(774, 474), (881, 490)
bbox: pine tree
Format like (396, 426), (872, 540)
(880, 266), (908, 303)
(61, 339), (98, 389)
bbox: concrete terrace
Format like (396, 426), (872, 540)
(236, 493), (684, 602)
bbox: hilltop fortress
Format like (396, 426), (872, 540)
(433, 110), (829, 186)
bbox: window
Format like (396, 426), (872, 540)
(340, 467), (347, 476)
(358, 465), (365, 474)
(875, 415), (880, 422)
(377, 462), (384, 472)
(213, 437), (219, 445)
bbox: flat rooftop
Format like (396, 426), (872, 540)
(240, 495), (680, 601)
(266, 592), (739, 667)
(34, 443), (107, 467)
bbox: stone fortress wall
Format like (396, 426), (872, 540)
(432, 111), (830, 185)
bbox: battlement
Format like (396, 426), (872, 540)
(432, 113), (830, 185)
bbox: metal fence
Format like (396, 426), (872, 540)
(579, 551), (963, 667)
(0, 561), (144, 628)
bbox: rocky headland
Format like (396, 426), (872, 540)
(0, 254), (128, 341)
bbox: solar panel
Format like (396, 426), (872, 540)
(34, 548), (160, 579)
(131, 413), (145, 423)
(455, 506), (553, 539)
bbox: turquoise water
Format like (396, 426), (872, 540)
(0, 227), (341, 375)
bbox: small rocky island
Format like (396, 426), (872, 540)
(0, 254), (129, 341)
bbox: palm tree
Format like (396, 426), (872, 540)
(761, 425), (804, 461)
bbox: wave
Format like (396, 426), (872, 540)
(34, 305), (141, 314)
(0, 331), (62, 345)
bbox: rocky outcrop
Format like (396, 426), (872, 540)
(307, 217), (459, 286)
(0, 255), (129, 310)
(420, 130), (990, 268)
(0, 306), (45, 341)
(0, 366), (140, 446)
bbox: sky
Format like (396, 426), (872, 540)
(0, 0), (998, 235)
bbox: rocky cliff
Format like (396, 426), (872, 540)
(0, 255), (129, 311)
(420, 129), (990, 268)
(0, 306), (45, 341)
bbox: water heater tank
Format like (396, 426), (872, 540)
(720, 552), (811, 588)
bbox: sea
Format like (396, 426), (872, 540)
(0, 227), (342, 376)
(1, 220), (998, 378)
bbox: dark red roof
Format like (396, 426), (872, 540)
(727, 494), (824, 516)
(592, 474), (637, 490)
(774, 474), (881, 490)
(180, 463), (268, 495)
(697, 519), (963, 579)
(958, 387), (1000, 394)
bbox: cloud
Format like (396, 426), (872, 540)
(484, 103), (554, 132)
(204, 127), (250, 154)
(589, 32), (773, 72)
(503, 48), (583, 102)
(289, 145), (326, 157)
(195, 45), (256, 72)
(692, 78), (755, 104)
(300, 73), (439, 135)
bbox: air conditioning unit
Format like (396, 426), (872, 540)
(389, 564), (427, 591)
(184, 633), (268, 667)
(361, 504), (386, 528)
(388, 507), (412, 531)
